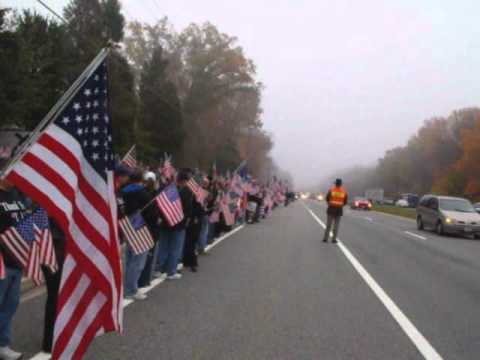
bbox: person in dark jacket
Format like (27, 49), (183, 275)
(196, 176), (210, 254)
(0, 178), (26, 360)
(323, 178), (348, 243)
(138, 171), (162, 288)
(40, 219), (65, 356)
(183, 191), (203, 272)
(121, 170), (152, 300)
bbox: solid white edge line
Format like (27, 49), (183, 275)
(28, 224), (246, 360)
(302, 202), (443, 360)
(405, 231), (427, 241)
(29, 352), (51, 360)
(204, 224), (246, 252)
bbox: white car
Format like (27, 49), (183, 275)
(396, 199), (409, 207)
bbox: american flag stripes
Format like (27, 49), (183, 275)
(160, 157), (176, 181)
(186, 176), (208, 204)
(5, 50), (122, 360)
(0, 213), (34, 269)
(220, 194), (235, 226)
(33, 208), (58, 273)
(119, 212), (154, 255)
(0, 253), (5, 280)
(121, 145), (136, 169)
(155, 184), (184, 227)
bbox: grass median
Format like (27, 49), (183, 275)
(372, 205), (417, 220)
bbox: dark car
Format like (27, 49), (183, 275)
(351, 197), (372, 210)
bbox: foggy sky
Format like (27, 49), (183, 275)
(8, 0), (480, 188)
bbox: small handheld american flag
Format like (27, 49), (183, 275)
(155, 184), (184, 227)
(121, 145), (136, 169)
(160, 157), (176, 181)
(186, 175), (208, 204)
(0, 212), (34, 269)
(0, 211), (44, 284)
(119, 212), (155, 255)
(32, 208), (58, 273)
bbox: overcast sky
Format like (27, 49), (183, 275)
(7, 0), (480, 187)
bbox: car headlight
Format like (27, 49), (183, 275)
(445, 218), (453, 224)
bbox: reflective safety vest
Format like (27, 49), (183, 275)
(329, 187), (347, 207)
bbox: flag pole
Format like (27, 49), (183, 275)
(1, 48), (110, 177)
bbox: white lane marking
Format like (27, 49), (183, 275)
(302, 202), (443, 360)
(364, 216), (373, 222)
(28, 224), (246, 360)
(29, 352), (51, 360)
(205, 224), (245, 252)
(405, 231), (427, 241)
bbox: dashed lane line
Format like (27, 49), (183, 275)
(405, 231), (427, 241)
(301, 202), (443, 360)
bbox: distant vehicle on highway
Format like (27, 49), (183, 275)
(351, 197), (372, 210)
(416, 195), (480, 238)
(382, 198), (395, 205)
(395, 199), (409, 207)
(400, 193), (419, 208)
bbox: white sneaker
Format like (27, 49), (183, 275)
(0, 346), (23, 360)
(167, 273), (182, 280)
(133, 292), (147, 300)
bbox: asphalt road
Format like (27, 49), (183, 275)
(11, 200), (480, 359)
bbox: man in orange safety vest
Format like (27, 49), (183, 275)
(323, 178), (348, 243)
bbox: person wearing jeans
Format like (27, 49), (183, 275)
(197, 214), (209, 253)
(0, 267), (22, 360)
(120, 170), (155, 300)
(0, 179), (27, 360)
(124, 245), (149, 297)
(156, 228), (186, 278)
(154, 169), (193, 280)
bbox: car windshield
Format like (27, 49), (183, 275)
(439, 199), (476, 213)
(355, 197), (366, 201)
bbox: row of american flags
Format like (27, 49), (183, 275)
(0, 48), (290, 360)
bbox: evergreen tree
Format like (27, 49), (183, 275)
(138, 46), (184, 163)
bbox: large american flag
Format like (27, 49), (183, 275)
(5, 51), (122, 360)
(32, 207), (58, 273)
(121, 144), (136, 169)
(155, 184), (184, 227)
(118, 212), (154, 255)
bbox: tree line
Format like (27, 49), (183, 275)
(318, 107), (480, 201)
(0, 0), (288, 182)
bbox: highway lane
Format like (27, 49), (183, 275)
(83, 202), (420, 359)
(307, 200), (480, 360)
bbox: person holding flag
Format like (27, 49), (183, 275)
(120, 170), (156, 300)
(2, 49), (123, 360)
(155, 169), (192, 280)
(0, 175), (26, 360)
